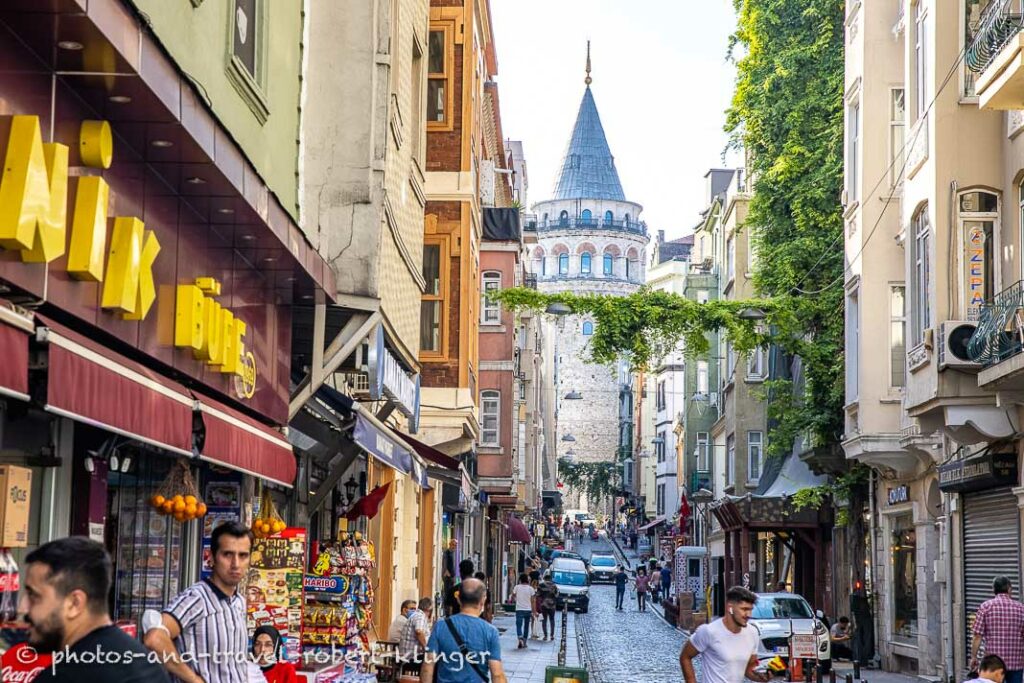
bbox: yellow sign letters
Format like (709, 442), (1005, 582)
(0, 115), (159, 320)
(174, 279), (255, 391)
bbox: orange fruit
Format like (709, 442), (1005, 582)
(196, 503), (208, 517)
(162, 501), (175, 515)
(152, 495), (165, 508)
(184, 495), (197, 506)
(185, 503), (198, 517)
(273, 520), (286, 533)
(173, 500), (186, 513)
(173, 511), (186, 522)
(172, 494), (184, 504)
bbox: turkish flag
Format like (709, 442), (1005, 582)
(344, 482), (392, 520)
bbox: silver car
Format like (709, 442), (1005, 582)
(751, 593), (831, 671)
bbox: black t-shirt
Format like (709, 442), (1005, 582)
(35, 624), (171, 683)
(614, 572), (628, 589)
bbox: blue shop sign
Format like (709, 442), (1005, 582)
(353, 414), (413, 474)
(367, 325), (421, 433)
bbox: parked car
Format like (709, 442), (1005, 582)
(550, 557), (590, 613)
(588, 553), (617, 583)
(750, 593), (831, 672)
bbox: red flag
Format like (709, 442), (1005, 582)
(344, 481), (392, 520)
(678, 494), (691, 535)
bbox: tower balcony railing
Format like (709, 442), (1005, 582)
(967, 0), (1024, 109)
(536, 273), (644, 285)
(967, 280), (1024, 366)
(536, 217), (648, 236)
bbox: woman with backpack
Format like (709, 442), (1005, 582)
(537, 572), (558, 641)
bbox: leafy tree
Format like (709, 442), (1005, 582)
(726, 0), (846, 456)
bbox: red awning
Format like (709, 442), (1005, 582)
(38, 316), (194, 456)
(0, 302), (32, 401)
(195, 392), (296, 488)
(507, 515), (532, 543)
(400, 433), (460, 471)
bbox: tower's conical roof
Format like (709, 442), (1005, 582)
(551, 87), (626, 201)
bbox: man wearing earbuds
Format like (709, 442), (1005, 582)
(680, 586), (768, 683)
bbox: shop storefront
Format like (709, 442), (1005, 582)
(939, 450), (1021, 671)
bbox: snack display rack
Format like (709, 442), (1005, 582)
(298, 531), (378, 682)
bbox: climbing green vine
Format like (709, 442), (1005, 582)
(556, 457), (619, 508)
(790, 465), (870, 526)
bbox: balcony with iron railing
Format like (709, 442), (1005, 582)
(536, 273), (644, 286)
(524, 273), (538, 290)
(967, 0), (1024, 109)
(536, 217), (648, 237)
(966, 279), (1024, 388)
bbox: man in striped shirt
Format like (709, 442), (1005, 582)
(144, 522), (253, 683)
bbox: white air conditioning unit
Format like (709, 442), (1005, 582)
(938, 321), (980, 371)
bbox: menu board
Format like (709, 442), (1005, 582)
(246, 528), (306, 663)
(200, 470), (242, 581)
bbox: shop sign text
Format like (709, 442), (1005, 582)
(887, 485), (909, 506)
(0, 115), (159, 320)
(966, 225), (986, 321)
(367, 325), (420, 432)
(174, 277), (256, 398)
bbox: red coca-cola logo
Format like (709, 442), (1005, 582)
(2, 643), (52, 682)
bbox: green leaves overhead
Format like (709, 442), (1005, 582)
(556, 457), (619, 508)
(492, 287), (777, 372)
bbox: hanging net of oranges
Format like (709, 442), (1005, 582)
(150, 460), (207, 523)
(252, 487), (286, 538)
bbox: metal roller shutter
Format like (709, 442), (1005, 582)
(963, 488), (1020, 656)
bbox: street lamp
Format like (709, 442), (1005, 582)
(344, 475), (359, 505)
(564, 390), (583, 400)
(545, 302), (572, 316)
(738, 307), (767, 321)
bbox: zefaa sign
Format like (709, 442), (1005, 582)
(367, 325), (421, 432)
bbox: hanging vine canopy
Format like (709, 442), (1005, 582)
(556, 457), (620, 506)
(492, 287), (786, 372)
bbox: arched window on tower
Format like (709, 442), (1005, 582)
(583, 321), (594, 336)
(604, 210), (614, 225)
(559, 210), (569, 227)
(559, 253), (569, 275)
(581, 209), (593, 224)
(581, 252), (592, 274)
(603, 253), (614, 276)
(625, 258), (632, 280)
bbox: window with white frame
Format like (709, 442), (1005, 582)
(697, 361), (709, 395)
(747, 346), (766, 381)
(481, 390), (500, 446)
(481, 271), (501, 324)
(748, 431), (763, 482)
(656, 483), (665, 516)
(914, 0), (929, 120)
(726, 341), (736, 379)
(657, 380), (666, 411)
(959, 190), (997, 321)
(581, 252), (592, 275)
(656, 432), (666, 462)
(847, 100), (860, 203)
(726, 433), (735, 486)
(696, 432), (710, 471)
(890, 285), (906, 388)
(911, 206), (931, 346)
(846, 285), (859, 401)
(890, 89), (905, 187)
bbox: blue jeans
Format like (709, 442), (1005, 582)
(615, 587), (625, 609)
(515, 610), (532, 640)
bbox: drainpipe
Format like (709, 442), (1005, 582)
(945, 490), (955, 679)
(868, 468), (878, 659)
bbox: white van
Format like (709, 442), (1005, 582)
(550, 557), (590, 613)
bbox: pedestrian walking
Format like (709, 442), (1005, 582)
(421, 578), (508, 683)
(144, 521), (253, 683)
(660, 562), (672, 599)
(971, 576), (1024, 683)
(473, 572), (494, 623)
(511, 573), (536, 649)
(529, 575), (543, 640)
(650, 563), (662, 604)
(251, 625), (299, 683)
(635, 568), (650, 612)
(614, 565), (628, 610)
(19, 537), (170, 682)
(538, 572), (558, 641)
(680, 586), (769, 683)
(444, 559), (475, 617)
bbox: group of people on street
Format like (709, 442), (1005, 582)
(509, 572), (558, 648)
(610, 561), (671, 612)
(11, 525), (511, 683)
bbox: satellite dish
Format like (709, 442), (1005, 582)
(926, 479), (942, 518)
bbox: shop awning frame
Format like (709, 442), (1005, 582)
(37, 317), (195, 457)
(638, 516), (667, 532)
(0, 302), (33, 402)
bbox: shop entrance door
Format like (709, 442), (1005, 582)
(963, 487), (1021, 659)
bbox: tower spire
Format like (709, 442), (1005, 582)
(585, 40), (592, 86)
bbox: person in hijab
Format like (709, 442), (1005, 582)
(251, 625), (298, 683)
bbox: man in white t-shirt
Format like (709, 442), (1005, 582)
(511, 573), (537, 649)
(680, 585), (769, 683)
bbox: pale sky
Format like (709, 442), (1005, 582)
(490, 0), (741, 243)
